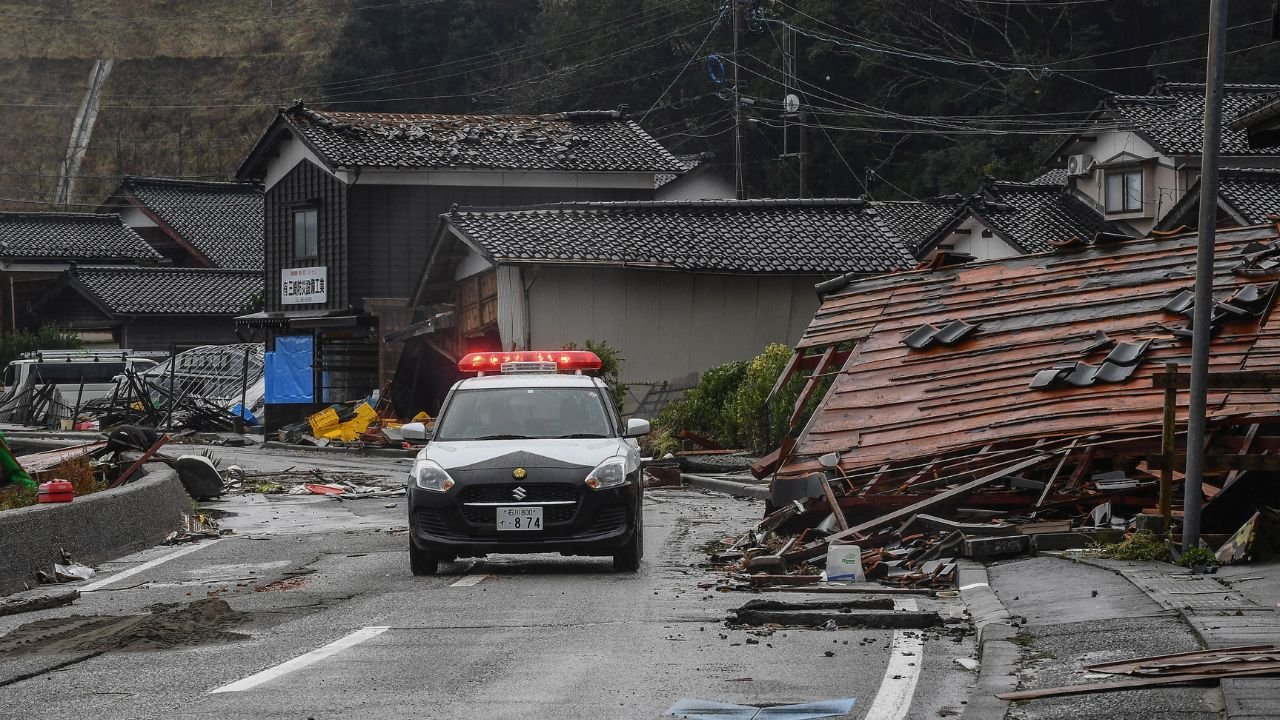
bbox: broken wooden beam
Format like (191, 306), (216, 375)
(786, 453), (1053, 563)
(0, 589), (79, 617)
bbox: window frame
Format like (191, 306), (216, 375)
(1104, 168), (1144, 214)
(292, 206), (319, 259)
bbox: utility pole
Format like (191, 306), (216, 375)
(1184, 0), (1229, 552)
(780, 25), (805, 198)
(732, 0), (745, 199)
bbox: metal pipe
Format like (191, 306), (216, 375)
(238, 346), (250, 434)
(1184, 0), (1230, 551)
(166, 343), (177, 432)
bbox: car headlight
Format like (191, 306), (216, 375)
(585, 456), (632, 490)
(409, 458), (455, 492)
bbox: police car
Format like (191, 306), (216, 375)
(401, 350), (649, 575)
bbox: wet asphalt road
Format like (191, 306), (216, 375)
(0, 449), (978, 720)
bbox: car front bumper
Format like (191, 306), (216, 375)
(408, 472), (640, 557)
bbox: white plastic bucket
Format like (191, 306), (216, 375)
(824, 543), (864, 582)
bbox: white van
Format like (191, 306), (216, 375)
(0, 350), (165, 413)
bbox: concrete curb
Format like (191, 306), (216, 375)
(957, 560), (1017, 719)
(680, 473), (770, 500)
(0, 464), (191, 596)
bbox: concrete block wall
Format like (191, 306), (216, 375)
(0, 465), (191, 595)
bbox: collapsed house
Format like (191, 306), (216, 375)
(735, 222), (1280, 586)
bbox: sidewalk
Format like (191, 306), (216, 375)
(1078, 556), (1280, 720)
(970, 553), (1280, 719)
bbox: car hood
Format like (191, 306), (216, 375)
(421, 438), (631, 471)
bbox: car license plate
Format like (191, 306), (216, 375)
(496, 506), (542, 531)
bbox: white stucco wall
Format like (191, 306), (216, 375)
(934, 216), (1021, 261)
(521, 266), (824, 384)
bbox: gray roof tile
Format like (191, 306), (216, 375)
(443, 199), (919, 274)
(0, 213), (160, 261)
(1106, 83), (1280, 156)
(869, 199), (965, 253)
(72, 266), (262, 315)
(283, 103), (687, 174)
(976, 180), (1110, 253)
(1217, 168), (1280, 224)
(122, 177), (263, 269)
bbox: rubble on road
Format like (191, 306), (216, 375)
(0, 588), (79, 617)
(220, 466), (403, 498)
(164, 512), (222, 544)
(271, 398), (429, 450)
(59, 344), (266, 434)
(998, 644), (1280, 700)
(714, 418), (1280, 592)
(0, 598), (249, 654)
(724, 225), (1280, 592)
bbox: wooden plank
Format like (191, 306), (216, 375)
(1086, 645), (1275, 674)
(766, 349), (803, 405)
(1160, 362), (1178, 523)
(1147, 454), (1280, 472)
(1035, 438), (1077, 509)
(818, 475), (849, 531)
(1152, 370), (1280, 390)
(789, 345), (836, 428)
(108, 435), (170, 489)
(997, 668), (1280, 701)
(787, 453), (1052, 563)
(0, 589), (79, 617)
(1220, 423), (1261, 494)
(1062, 444), (1097, 492)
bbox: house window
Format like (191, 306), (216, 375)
(293, 208), (318, 258)
(1104, 169), (1143, 213)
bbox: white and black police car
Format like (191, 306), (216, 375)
(401, 350), (649, 575)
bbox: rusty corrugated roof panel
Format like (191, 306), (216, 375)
(784, 223), (1280, 477)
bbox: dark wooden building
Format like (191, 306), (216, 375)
(28, 266), (261, 349)
(100, 176), (264, 269)
(0, 212), (161, 339)
(233, 102), (687, 427)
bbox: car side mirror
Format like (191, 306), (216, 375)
(402, 422), (432, 441)
(625, 418), (651, 438)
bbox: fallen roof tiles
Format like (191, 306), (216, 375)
(783, 224), (1280, 478)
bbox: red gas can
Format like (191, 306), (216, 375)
(37, 480), (74, 503)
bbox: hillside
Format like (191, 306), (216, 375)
(4, 0), (1280, 211)
(0, 0), (345, 210)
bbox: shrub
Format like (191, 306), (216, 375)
(648, 360), (748, 455)
(1100, 530), (1171, 561)
(0, 325), (81, 369)
(727, 343), (811, 454)
(563, 340), (627, 412)
(1178, 546), (1218, 568)
(645, 343), (830, 456)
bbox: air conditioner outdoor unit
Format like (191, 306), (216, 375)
(1066, 154), (1093, 177)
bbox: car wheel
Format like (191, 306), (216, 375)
(612, 515), (643, 572)
(409, 541), (439, 576)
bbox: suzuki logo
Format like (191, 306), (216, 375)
(513, 486), (527, 500)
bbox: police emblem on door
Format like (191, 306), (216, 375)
(513, 468), (527, 479)
(513, 486), (527, 500)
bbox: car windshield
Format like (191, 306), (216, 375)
(434, 386), (613, 441)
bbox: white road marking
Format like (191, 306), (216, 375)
(210, 626), (390, 693)
(959, 582), (989, 591)
(450, 574), (490, 587)
(862, 598), (925, 720)
(81, 539), (222, 592)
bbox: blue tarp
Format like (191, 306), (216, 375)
(264, 335), (314, 404)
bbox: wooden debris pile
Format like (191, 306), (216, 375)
(999, 644), (1280, 701)
(714, 422), (1280, 591)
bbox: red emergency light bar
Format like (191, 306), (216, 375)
(458, 350), (602, 374)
